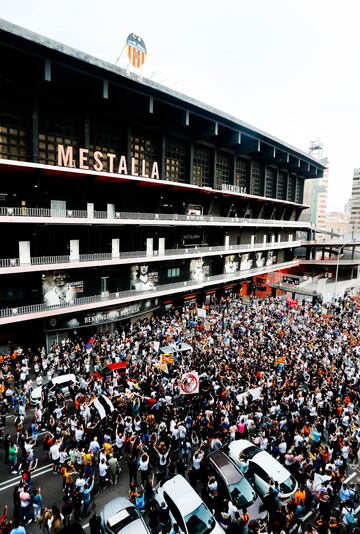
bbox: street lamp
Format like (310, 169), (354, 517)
(333, 244), (345, 300)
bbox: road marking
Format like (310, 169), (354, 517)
(344, 471), (357, 484)
(355, 505), (360, 516)
(0, 463), (52, 487)
(0, 467), (53, 492)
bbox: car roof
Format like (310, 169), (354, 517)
(101, 496), (132, 519)
(228, 440), (254, 455)
(208, 451), (242, 485)
(52, 374), (76, 384)
(250, 450), (291, 483)
(115, 517), (149, 534)
(162, 475), (203, 516)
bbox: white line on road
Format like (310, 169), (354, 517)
(0, 467), (53, 492)
(344, 471), (357, 484)
(0, 463), (52, 487)
(355, 505), (360, 516)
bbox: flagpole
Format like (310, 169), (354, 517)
(115, 44), (126, 65)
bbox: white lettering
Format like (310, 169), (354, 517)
(131, 157), (139, 176)
(118, 155), (128, 175)
(141, 160), (149, 178)
(79, 148), (89, 170)
(151, 161), (159, 179)
(94, 151), (104, 171)
(57, 144), (73, 167)
(107, 153), (116, 173)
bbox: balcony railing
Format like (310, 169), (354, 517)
(0, 241), (302, 269)
(0, 206), (310, 228)
(0, 260), (300, 321)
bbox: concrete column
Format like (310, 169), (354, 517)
(107, 204), (115, 219)
(112, 239), (120, 259)
(70, 240), (79, 262)
(19, 241), (31, 265)
(87, 203), (94, 218)
(278, 233), (281, 243)
(158, 237), (165, 256)
(146, 238), (154, 257)
(288, 234), (293, 242)
(263, 234), (267, 245)
(251, 234), (255, 247)
(271, 234), (275, 245)
(224, 235), (230, 250)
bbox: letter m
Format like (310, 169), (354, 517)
(57, 144), (74, 167)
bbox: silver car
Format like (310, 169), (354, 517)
(100, 497), (150, 533)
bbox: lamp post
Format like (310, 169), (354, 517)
(333, 244), (345, 300)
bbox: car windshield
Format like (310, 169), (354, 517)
(106, 506), (140, 532)
(280, 476), (296, 494)
(185, 503), (216, 534)
(229, 477), (257, 508)
(241, 445), (260, 460)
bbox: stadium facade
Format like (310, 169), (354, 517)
(0, 19), (357, 348)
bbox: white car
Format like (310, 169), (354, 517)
(30, 373), (87, 405)
(155, 475), (225, 534)
(226, 440), (298, 504)
(100, 497), (150, 533)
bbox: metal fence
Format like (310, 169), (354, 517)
(0, 241), (303, 268)
(0, 206), (310, 228)
(0, 260), (299, 319)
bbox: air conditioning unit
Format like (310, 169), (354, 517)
(7, 208), (14, 215)
(10, 259), (17, 267)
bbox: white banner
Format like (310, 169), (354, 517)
(180, 371), (199, 394)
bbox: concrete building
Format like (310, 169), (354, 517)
(350, 168), (360, 231)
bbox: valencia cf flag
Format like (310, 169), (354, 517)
(126, 33), (147, 68)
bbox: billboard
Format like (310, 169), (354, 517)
(42, 271), (84, 306)
(189, 258), (210, 282)
(224, 254), (240, 274)
(44, 299), (159, 331)
(130, 264), (158, 291)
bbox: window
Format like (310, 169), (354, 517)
(287, 175), (296, 202)
(0, 114), (28, 161)
(234, 158), (248, 190)
(250, 161), (262, 196)
(164, 493), (186, 533)
(295, 178), (303, 204)
(216, 152), (232, 187)
(89, 119), (122, 172)
(131, 129), (160, 177)
(165, 137), (186, 182)
(192, 145), (211, 187)
(265, 167), (275, 198)
(229, 477), (257, 508)
(167, 267), (180, 278)
(277, 172), (286, 200)
(39, 112), (80, 165)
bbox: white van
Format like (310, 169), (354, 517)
(30, 373), (87, 405)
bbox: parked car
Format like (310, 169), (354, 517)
(100, 497), (150, 533)
(155, 474), (225, 534)
(207, 450), (268, 524)
(225, 440), (298, 504)
(30, 373), (87, 405)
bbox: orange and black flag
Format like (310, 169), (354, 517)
(126, 33), (147, 68)
(161, 353), (174, 365)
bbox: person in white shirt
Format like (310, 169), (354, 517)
(50, 439), (62, 474)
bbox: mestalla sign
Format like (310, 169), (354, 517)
(57, 144), (160, 179)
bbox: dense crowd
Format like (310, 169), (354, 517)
(0, 291), (359, 534)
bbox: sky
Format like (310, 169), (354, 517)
(1, 0), (359, 212)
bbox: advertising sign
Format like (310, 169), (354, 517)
(44, 299), (159, 331)
(130, 264), (158, 291)
(42, 271), (84, 306)
(224, 254), (240, 274)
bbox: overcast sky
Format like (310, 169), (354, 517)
(2, 0), (359, 211)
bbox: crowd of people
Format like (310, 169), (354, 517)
(0, 291), (359, 534)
